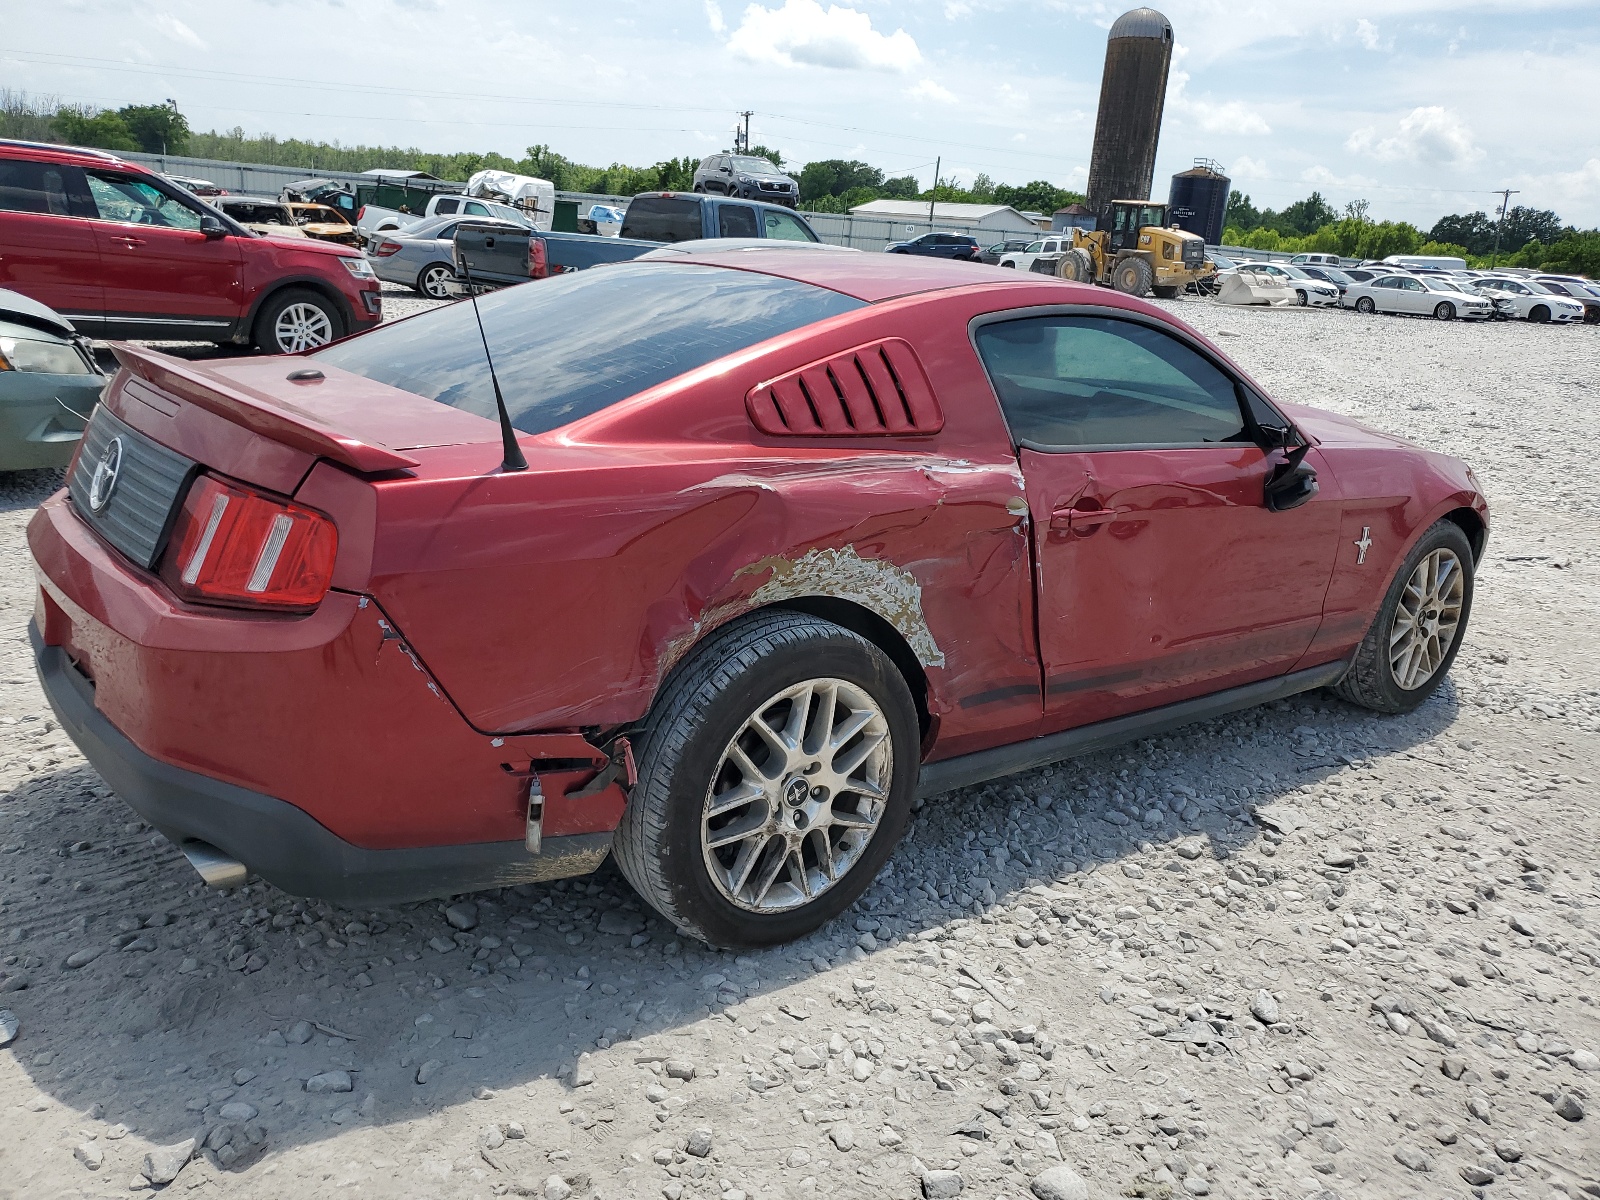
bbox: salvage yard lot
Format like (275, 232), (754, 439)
(0, 292), (1596, 1198)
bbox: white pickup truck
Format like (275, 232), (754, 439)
(356, 194), (534, 244)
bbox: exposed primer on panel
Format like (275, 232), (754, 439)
(743, 545), (946, 668)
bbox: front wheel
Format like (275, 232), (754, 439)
(1295, 289), (1309, 306)
(1355, 296), (1376, 315)
(1434, 301), (1455, 320)
(1334, 520), (1474, 714)
(1112, 256), (1154, 297)
(1529, 305), (1550, 323)
(613, 610), (920, 949)
(416, 262), (455, 299)
(253, 288), (344, 354)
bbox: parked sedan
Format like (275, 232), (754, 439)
(1297, 265), (1355, 297)
(0, 289), (103, 470)
(884, 232), (981, 261)
(32, 250), (1487, 948)
(1231, 262), (1340, 307)
(368, 216), (525, 298)
(979, 238), (1034, 266)
(1467, 277), (1587, 324)
(1533, 277), (1600, 324)
(1344, 274), (1495, 320)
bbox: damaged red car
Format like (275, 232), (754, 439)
(29, 250), (1487, 948)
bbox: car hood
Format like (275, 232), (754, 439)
(0, 287), (76, 338)
(1281, 403), (1418, 452)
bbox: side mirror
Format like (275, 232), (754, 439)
(1264, 444), (1318, 512)
(199, 215), (227, 240)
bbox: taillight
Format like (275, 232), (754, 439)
(356, 205), (367, 222)
(373, 240), (403, 257)
(161, 474), (337, 613)
(529, 238), (548, 279)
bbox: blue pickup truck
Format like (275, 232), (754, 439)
(452, 192), (822, 288)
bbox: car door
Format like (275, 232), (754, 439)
(973, 311), (1341, 730)
(1394, 277), (1430, 313)
(82, 169), (245, 335)
(717, 203), (760, 238)
(433, 197), (460, 216)
(0, 157), (104, 324)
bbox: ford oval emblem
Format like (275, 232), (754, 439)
(87, 436), (124, 513)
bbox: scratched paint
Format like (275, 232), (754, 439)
(742, 545), (946, 667)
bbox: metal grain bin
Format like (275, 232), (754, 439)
(1084, 7), (1174, 224)
(1169, 160), (1230, 245)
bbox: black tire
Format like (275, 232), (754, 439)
(252, 288), (344, 355)
(1334, 520), (1474, 714)
(1355, 296), (1376, 315)
(1112, 256), (1154, 297)
(1055, 247), (1094, 283)
(1295, 289), (1309, 306)
(415, 262), (455, 299)
(613, 610), (920, 949)
(1152, 284), (1179, 300)
(1434, 301), (1455, 321)
(1000, 261), (1016, 269)
(1530, 305), (1550, 323)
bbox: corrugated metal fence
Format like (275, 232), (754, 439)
(119, 152), (1032, 252)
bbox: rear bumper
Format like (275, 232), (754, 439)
(33, 623), (611, 905)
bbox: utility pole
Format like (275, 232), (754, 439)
(929, 156), (940, 224)
(735, 111), (753, 154)
(1490, 188), (1519, 268)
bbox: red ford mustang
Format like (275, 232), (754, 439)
(28, 249), (1487, 948)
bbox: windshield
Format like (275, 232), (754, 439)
(314, 263), (864, 435)
(1275, 264), (1312, 279)
(730, 157), (782, 174)
(1524, 281), (1562, 295)
(1315, 268), (1352, 284)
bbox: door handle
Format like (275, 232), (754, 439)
(111, 235), (146, 248)
(1050, 505), (1120, 531)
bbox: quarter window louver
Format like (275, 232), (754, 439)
(746, 339), (945, 438)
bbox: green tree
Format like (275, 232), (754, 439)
(880, 175), (919, 200)
(52, 107), (137, 152)
(990, 180), (1082, 215)
(798, 159), (884, 204)
(116, 103), (190, 154)
(1429, 211), (1496, 255)
(1277, 192), (1337, 236)
(1225, 191), (1261, 230)
(747, 145), (784, 169)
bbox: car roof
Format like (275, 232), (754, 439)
(0, 139), (148, 172)
(630, 246), (1089, 303)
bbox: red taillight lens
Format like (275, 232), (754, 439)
(161, 474), (337, 613)
(528, 238), (548, 279)
(373, 240), (403, 257)
(356, 205), (367, 222)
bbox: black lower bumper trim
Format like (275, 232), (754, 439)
(32, 625), (611, 905)
(919, 661), (1349, 797)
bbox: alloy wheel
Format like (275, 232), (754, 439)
(701, 678), (892, 913)
(1388, 547), (1465, 690)
(421, 265), (454, 299)
(273, 303), (334, 352)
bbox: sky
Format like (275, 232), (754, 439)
(4, 0), (1599, 228)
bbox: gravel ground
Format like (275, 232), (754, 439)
(1, 292), (1597, 1200)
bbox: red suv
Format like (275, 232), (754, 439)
(0, 141), (381, 353)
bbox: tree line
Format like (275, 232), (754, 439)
(1223, 189), (1598, 276)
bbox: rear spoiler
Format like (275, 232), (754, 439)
(112, 345), (420, 473)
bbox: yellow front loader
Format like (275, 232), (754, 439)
(1054, 201), (1216, 298)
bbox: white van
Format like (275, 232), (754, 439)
(1384, 254), (1468, 271)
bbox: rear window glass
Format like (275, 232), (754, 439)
(313, 263), (864, 435)
(621, 197), (701, 242)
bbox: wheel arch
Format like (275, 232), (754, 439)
(243, 277), (355, 341)
(1441, 505), (1488, 563)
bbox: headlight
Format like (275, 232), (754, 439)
(0, 335), (96, 375)
(340, 258), (376, 280)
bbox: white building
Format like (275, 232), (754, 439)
(846, 200), (1040, 235)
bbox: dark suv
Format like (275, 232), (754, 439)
(691, 155), (800, 208)
(0, 141), (381, 354)
(884, 232), (982, 261)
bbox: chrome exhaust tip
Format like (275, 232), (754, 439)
(179, 841), (248, 889)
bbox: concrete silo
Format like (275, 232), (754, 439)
(1083, 7), (1174, 223)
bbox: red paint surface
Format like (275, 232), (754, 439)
(27, 253), (1488, 853)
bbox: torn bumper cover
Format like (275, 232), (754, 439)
(33, 626), (610, 905)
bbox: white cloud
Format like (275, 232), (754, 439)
(943, 0), (971, 17)
(725, 0), (921, 71)
(704, 0), (727, 35)
(1354, 18), (1382, 50)
(1300, 164), (1378, 190)
(1187, 98), (1271, 136)
(153, 14), (206, 49)
(1230, 155), (1271, 179)
(907, 79), (956, 103)
(1347, 106), (1484, 167)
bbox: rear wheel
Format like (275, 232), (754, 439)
(1112, 256), (1154, 297)
(613, 610), (919, 949)
(416, 263), (455, 299)
(1355, 296), (1376, 315)
(1334, 520), (1474, 714)
(1529, 305), (1550, 323)
(253, 288), (344, 355)
(1434, 301), (1455, 320)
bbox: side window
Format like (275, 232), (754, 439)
(84, 172), (202, 230)
(0, 160), (76, 216)
(434, 197), (459, 215)
(464, 201), (489, 216)
(433, 223), (458, 241)
(1024, 240), (1043, 254)
(763, 209), (816, 242)
(717, 204), (760, 238)
(1402, 278), (1425, 292)
(975, 315), (1247, 448)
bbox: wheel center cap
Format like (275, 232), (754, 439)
(783, 777), (810, 808)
